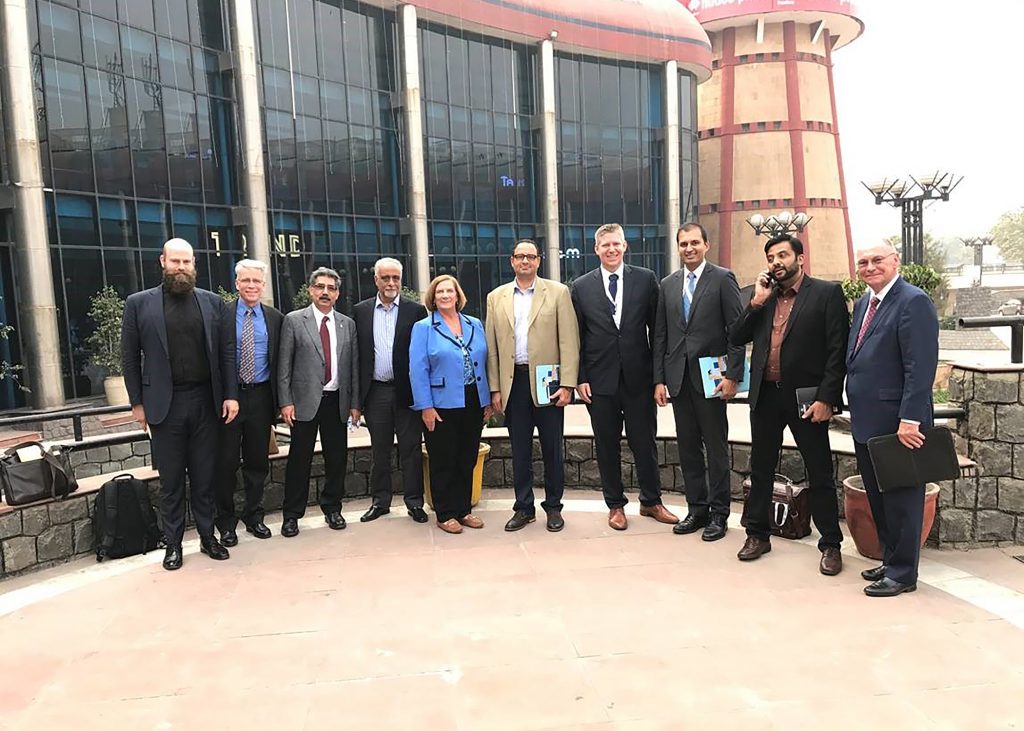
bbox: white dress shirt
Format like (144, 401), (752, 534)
(312, 305), (339, 392)
(512, 282), (535, 365)
(600, 263), (625, 329)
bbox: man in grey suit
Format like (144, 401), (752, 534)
(654, 223), (745, 542)
(278, 266), (360, 537)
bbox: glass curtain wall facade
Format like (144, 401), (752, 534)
(28, 0), (239, 399)
(419, 24), (539, 316)
(255, 0), (404, 314)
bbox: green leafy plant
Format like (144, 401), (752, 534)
(0, 325), (27, 391)
(900, 263), (943, 298)
(216, 286), (238, 304)
(840, 277), (867, 303)
(86, 286), (125, 376)
(401, 285), (422, 303)
(292, 284), (312, 311)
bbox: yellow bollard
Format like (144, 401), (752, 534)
(422, 443), (490, 509)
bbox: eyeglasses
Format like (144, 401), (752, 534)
(855, 253), (897, 270)
(512, 254), (539, 262)
(310, 283), (338, 292)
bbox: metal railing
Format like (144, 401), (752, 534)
(0, 403), (131, 442)
(958, 316), (1024, 363)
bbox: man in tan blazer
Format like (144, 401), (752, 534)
(486, 240), (580, 532)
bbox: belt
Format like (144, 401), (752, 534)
(238, 380), (270, 391)
(514, 364), (529, 371)
(372, 379), (395, 385)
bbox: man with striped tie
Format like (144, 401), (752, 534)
(216, 259), (284, 546)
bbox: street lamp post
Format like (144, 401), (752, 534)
(745, 210), (812, 238)
(960, 235), (994, 286)
(861, 172), (963, 266)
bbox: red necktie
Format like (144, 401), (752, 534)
(854, 297), (879, 352)
(320, 315), (332, 383)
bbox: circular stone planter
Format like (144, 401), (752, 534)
(842, 475), (940, 560)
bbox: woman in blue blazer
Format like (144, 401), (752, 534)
(410, 275), (491, 533)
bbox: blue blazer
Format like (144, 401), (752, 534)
(845, 276), (938, 443)
(409, 312), (490, 411)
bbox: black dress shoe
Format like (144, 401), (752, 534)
(861, 565), (886, 581)
(673, 513), (709, 535)
(246, 521), (272, 539)
(219, 527), (238, 547)
(504, 510), (536, 532)
(360, 505), (390, 522)
(864, 576), (917, 597)
(546, 510), (565, 532)
(408, 507), (429, 523)
(200, 536), (230, 561)
(281, 517), (299, 538)
(162, 546), (183, 571)
(701, 515), (728, 542)
(325, 511), (347, 530)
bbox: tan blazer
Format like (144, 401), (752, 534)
(485, 277), (580, 407)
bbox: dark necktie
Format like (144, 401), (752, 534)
(608, 273), (618, 304)
(239, 307), (256, 383)
(854, 297), (880, 352)
(320, 315), (332, 383)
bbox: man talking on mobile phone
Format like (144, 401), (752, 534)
(728, 234), (849, 576)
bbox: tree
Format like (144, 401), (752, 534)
(86, 286), (125, 376)
(990, 207), (1024, 264)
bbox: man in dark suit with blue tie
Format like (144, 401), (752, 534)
(653, 223), (745, 542)
(215, 259), (283, 547)
(121, 239), (239, 570)
(846, 242), (938, 597)
(571, 223), (678, 531)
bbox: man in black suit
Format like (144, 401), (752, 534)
(215, 259), (283, 546)
(121, 238), (239, 571)
(571, 223), (678, 531)
(653, 222), (744, 542)
(353, 258), (429, 524)
(729, 233), (849, 575)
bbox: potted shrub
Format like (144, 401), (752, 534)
(86, 286), (129, 405)
(842, 475), (940, 559)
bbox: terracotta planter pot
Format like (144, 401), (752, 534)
(842, 476), (940, 560)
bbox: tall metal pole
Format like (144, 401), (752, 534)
(398, 4), (430, 294)
(663, 60), (681, 275)
(539, 38), (560, 281)
(228, 0), (274, 304)
(0, 0), (65, 408)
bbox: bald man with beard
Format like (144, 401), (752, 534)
(121, 239), (239, 570)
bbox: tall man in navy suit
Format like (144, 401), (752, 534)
(846, 242), (938, 597)
(121, 238), (239, 571)
(571, 223), (678, 531)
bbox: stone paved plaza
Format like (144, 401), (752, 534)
(2, 490), (1023, 731)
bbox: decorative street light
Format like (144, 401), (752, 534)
(745, 210), (812, 238)
(861, 171), (963, 266)
(960, 235), (995, 286)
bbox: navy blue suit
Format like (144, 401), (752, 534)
(846, 276), (938, 583)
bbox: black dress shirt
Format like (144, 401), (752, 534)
(163, 286), (211, 389)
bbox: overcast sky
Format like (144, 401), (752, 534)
(833, 0), (1023, 259)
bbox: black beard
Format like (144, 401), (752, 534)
(163, 271), (196, 295)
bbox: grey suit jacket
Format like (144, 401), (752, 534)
(652, 262), (745, 397)
(277, 305), (360, 422)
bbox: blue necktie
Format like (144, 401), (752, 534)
(608, 273), (618, 303)
(683, 272), (696, 322)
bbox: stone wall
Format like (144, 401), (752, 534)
(955, 286), (996, 318)
(68, 441), (153, 479)
(944, 365), (1024, 547)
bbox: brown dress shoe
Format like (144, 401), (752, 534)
(458, 514), (484, 529)
(639, 504), (679, 524)
(437, 518), (463, 534)
(608, 507), (628, 531)
(820, 547), (843, 576)
(737, 536), (771, 561)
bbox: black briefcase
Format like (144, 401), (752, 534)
(866, 427), (960, 492)
(0, 441), (79, 506)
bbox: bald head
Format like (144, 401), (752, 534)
(160, 238), (197, 294)
(162, 238), (194, 257)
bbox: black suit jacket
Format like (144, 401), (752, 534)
(353, 296), (427, 409)
(121, 286), (238, 426)
(231, 299), (284, 407)
(571, 265), (659, 396)
(653, 262), (745, 397)
(728, 274), (849, 409)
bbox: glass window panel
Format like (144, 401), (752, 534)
(599, 64), (620, 127)
(61, 247), (105, 394)
(82, 13), (120, 70)
(39, 1), (83, 63)
(81, 0), (118, 20)
(580, 60), (600, 124)
(324, 120), (352, 215)
(420, 29), (446, 102)
(191, 47), (209, 94)
(171, 204), (202, 246)
(348, 86), (371, 127)
(620, 66), (639, 127)
(468, 39), (490, 109)
(447, 35), (468, 108)
(164, 88), (202, 202)
(86, 67), (131, 195)
(425, 137), (452, 220)
(291, 0), (317, 77)
(158, 37), (192, 90)
(354, 218), (378, 255)
(471, 110), (492, 145)
(425, 102), (448, 139)
(98, 197), (135, 248)
(322, 80), (346, 121)
(262, 67), (291, 112)
(297, 115), (326, 212)
(195, 0), (225, 50)
(256, 1), (288, 68)
(450, 106), (469, 141)
(137, 201), (169, 248)
(44, 59), (94, 191)
(329, 216), (354, 255)
(126, 77), (168, 198)
(380, 128), (400, 218)
(122, 28), (158, 82)
(294, 74), (319, 118)
(679, 73), (694, 130)
(154, 0), (190, 41)
(316, 2), (345, 83)
(103, 247), (144, 297)
(451, 140), (472, 220)
(198, 95), (235, 205)
(118, 0), (154, 31)
(349, 124), (377, 216)
(342, 8), (370, 87)
(490, 45), (513, 114)
(56, 195), (98, 245)
(474, 143), (495, 221)
(493, 112), (512, 147)
(265, 109), (298, 209)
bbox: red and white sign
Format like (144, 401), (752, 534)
(685, 0), (856, 23)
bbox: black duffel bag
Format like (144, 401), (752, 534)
(0, 441), (79, 506)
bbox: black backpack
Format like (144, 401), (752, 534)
(93, 474), (163, 561)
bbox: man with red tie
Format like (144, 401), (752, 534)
(278, 267), (361, 537)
